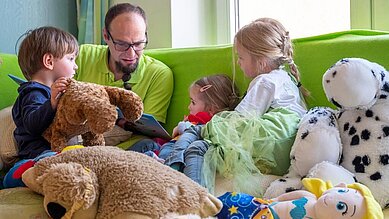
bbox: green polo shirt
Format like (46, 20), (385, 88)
(74, 44), (173, 124)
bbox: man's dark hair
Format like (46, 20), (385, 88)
(105, 3), (147, 31)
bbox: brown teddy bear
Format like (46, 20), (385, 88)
(43, 79), (143, 152)
(21, 146), (222, 219)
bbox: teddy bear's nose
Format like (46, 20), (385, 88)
(47, 202), (66, 219)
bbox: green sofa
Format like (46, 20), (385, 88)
(1, 30), (389, 218)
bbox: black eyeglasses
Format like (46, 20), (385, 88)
(106, 29), (148, 52)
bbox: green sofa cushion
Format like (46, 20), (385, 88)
(0, 54), (24, 110)
(2, 30), (389, 133)
(293, 30), (389, 109)
(145, 30), (389, 132)
(0, 187), (48, 218)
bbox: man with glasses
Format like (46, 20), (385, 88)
(74, 3), (173, 151)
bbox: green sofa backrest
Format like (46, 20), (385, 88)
(1, 30), (389, 132)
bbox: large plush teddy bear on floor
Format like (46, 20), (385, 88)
(43, 79), (143, 152)
(265, 58), (389, 208)
(22, 146), (222, 219)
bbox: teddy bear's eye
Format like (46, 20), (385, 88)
(336, 201), (348, 215)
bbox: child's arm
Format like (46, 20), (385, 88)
(50, 77), (69, 110)
(21, 77), (69, 135)
(21, 92), (57, 136)
(235, 79), (274, 116)
(272, 190), (316, 202)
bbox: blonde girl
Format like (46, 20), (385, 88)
(201, 18), (308, 195)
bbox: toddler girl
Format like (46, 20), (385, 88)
(158, 74), (240, 177)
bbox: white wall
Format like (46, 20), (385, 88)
(111, 0), (230, 49)
(0, 0), (77, 54)
(112, 0), (173, 49)
(237, 0), (350, 39)
(170, 0), (216, 48)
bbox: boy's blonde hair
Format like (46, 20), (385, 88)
(191, 74), (240, 113)
(235, 18), (309, 98)
(18, 26), (79, 80)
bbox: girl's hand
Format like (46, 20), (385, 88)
(51, 77), (70, 110)
(172, 126), (180, 138)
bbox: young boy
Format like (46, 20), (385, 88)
(3, 26), (79, 188)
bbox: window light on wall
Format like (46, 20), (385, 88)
(233, 0), (351, 39)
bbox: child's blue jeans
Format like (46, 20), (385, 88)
(159, 125), (209, 186)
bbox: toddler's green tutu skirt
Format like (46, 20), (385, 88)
(201, 107), (300, 195)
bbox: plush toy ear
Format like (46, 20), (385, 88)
(37, 162), (98, 219)
(21, 166), (44, 194)
(103, 86), (143, 122)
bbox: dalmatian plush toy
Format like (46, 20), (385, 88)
(264, 107), (356, 198)
(265, 58), (389, 208)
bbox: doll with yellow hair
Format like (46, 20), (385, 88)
(216, 178), (383, 219)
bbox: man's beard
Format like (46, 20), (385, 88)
(115, 60), (139, 81)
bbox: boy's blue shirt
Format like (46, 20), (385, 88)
(12, 81), (55, 159)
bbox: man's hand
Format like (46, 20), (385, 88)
(50, 77), (70, 110)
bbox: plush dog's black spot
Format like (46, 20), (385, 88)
(291, 155), (296, 160)
(379, 70), (385, 80)
(326, 79), (330, 83)
(370, 172), (382, 181)
(371, 70), (376, 78)
(362, 155), (371, 165)
(309, 117), (318, 124)
(343, 122), (350, 132)
(379, 94), (387, 99)
(329, 115), (336, 127)
(355, 116), (361, 123)
(350, 135), (359, 146)
(378, 136), (382, 139)
(349, 126), (357, 135)
(279, 179), (287, 182)
(332, 71), (337, 77)
(352, 156), (365, 173)
(361, 129), (371, 141)
(285, 187), (298, 193)
(301, 131), (309, 139)
(331, 98), (342, 108)
(375, 116), (380, 121)
(383, 126), (389, 137)
(365, 109), (373, 117)
(317, 110), (328, 116)
(371, 70), (376, 77)
(383, 82), (389, 93)
(338, 111), (343, 119)
(380, 154), (389, 165)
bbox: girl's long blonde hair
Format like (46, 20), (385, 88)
(234, 18), (309, 99)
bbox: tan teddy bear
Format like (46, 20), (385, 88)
(43, 79), (143, 152)
(22, 146), (222, 219)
